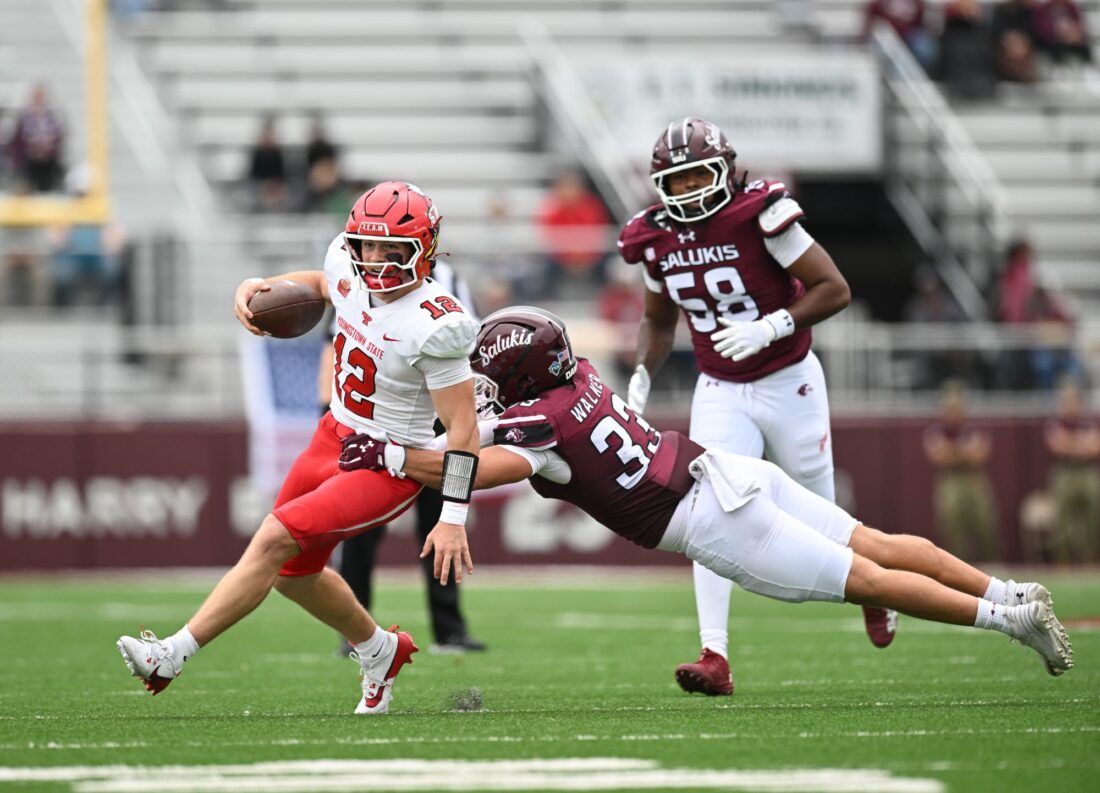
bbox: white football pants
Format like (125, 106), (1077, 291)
(687, 351), (836, 657)
(658, 455), (856, 603)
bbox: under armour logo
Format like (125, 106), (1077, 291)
(798, 383), (813, 396)
(362, 312), (372, 326)
(705, 379), (719, 388)
(678, 231), (696, 244)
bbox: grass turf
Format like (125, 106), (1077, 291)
(0, 570), (1097, 791)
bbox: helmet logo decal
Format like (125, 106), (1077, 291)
(478, 328), (533, 367)
(549, 348), (570, 377)
(357, 221), (389, 235)
(704, 122), (723, 150)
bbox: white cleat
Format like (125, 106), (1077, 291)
(116, 629), (183, 695)
(1004, 601), (1073, 677)
(1004, 581), (1053, 609)
(350, 625), (418, 715)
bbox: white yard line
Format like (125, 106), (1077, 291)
(4, 725), (1096, 753)
(0, 758), (943, 793)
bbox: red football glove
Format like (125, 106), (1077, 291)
(338, 433), (387, 472)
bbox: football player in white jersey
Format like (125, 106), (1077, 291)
(116, 182), (481, 715)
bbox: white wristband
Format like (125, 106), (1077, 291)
(762, 309), (795, 340)
(439, 501), (469, 526)
(383, 444), (406, 479)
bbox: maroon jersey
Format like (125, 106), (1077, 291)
(493, 359), (704, 549)
(618, 179), (812, 383)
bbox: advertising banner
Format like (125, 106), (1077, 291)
(579, 51), (882, 174)
(0, 416), (1053, 571)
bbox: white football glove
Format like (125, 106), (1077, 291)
(711, 310), (795, 362)
(627, 364), (651, 414)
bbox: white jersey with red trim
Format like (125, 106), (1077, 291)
(322, 235), (479, 448)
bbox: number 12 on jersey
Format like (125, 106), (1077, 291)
(333, 332), (378, 419)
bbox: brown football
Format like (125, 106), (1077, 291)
(247, 279), (326, 338)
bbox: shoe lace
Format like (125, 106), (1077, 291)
(348, 649), (387, 696)
(135, 628), (178, 674)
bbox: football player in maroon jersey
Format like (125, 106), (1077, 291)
(617, 117), (895, 694)
(339, 307), (1073, 680)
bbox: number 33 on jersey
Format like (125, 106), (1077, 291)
(323, 234), (479, 448)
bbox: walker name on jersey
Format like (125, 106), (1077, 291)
(2, 477), (208, 539)
(337, 315), (385, 359)
(568, 372), (605, 424)
(658, 244), (740, 273)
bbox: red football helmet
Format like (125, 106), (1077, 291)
(470, 306), (577, 416)
(343, 181), (442, 293)
(650, 117), (736, 223)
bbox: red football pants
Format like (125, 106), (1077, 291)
(273, 412), (422, 576)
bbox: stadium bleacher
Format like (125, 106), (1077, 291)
(1, 0), (1099, 415)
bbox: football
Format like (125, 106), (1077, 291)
(247, 279), (326, 338)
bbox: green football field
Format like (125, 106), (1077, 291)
(0, 569), (1097, 792)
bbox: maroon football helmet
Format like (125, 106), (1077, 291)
(650, 117), (736, 223)
(470, 306), (578, 416)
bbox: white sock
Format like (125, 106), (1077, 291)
(168, 625), (199, 667)
(353, 626), (390, 667)
(694, 561), (733, 659)
(983, 577), (1011, 606)
(974, 599), (1010, 634)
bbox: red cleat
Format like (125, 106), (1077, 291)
(675, 648), (733, 696)
(116, 630), (182, 696)
(354, 624), (419, 714)
(862, 606), (898, 648)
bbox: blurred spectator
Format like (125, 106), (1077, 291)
(0, 181), (50, 307)
(47, 164), (126, 307)
(8, 84), (64, 193)
(923, 381), (999, 560)
(534, 171), (610, 298)
(905, 267), (965, 324)
(938, 0), (996, 97)
(863, 0), (938, 70)
(903, 266), (985, 388)
(992, 238), (1080, 389)
(299, 155), (349, 215)
(994, 238), (1036, 323)
(1026, 284), (1081, 390)
(1033, 0), (1093, 66)
(305, 115), (338, 173)
(247, 117), (289, 213)
(1043, 380), (1100, 562)
(992, 0), (1042, 81)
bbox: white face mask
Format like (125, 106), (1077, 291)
(652, 157), (732, 223)
(343, 233), (423, 293)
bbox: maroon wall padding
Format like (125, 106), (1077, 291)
(0, 417), (1052, 571)
(0, 422), (251, 571)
